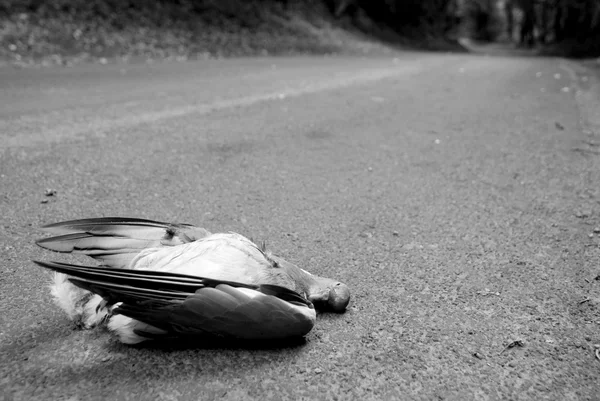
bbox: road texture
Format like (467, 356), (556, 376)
(1, 53), (600, 400)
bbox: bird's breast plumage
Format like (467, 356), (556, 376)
(129, 233), (294, 289)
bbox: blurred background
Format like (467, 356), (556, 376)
(1, 0), (599, 67)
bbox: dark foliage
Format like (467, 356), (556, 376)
(501, 0), (600, 57)
(2, 0), (597, 66)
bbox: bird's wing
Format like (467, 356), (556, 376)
(35, 217), (212, 268)
(34, 261), (316, 340)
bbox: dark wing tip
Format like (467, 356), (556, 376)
(33, 259), (61, 270)
(41, 217), (170, 228)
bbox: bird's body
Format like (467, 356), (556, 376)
(35, 218), (350, 344)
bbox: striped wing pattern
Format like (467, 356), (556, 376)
(34, 260), (316, 341)
(36, 217), (211, 268)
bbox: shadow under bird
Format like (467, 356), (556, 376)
(34, 217), (350, 344)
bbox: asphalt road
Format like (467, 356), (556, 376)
(1, 53), (600, 400)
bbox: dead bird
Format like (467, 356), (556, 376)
(34, 217), (350, 344)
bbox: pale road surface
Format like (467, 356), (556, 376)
(1, 53), (600, 400)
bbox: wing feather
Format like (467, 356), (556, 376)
(34, 260), (315, 340)
(36, 217), (211, 268)
(116, 285), (315, 340)
(40, 217), (176, 235)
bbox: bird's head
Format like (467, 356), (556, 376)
(268, 254), (350, 313)
(307, 278), (351, 313)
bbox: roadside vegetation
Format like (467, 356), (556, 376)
(0, 0), (599, 67)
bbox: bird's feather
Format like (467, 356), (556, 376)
(40, 217), (179, 236)
(36, 217), (211, 268)
(34, 260), (315, 340)
(116, 285), (315, 340)
(34, 217), (350, 343)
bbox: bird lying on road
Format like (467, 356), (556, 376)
(34, 217), (350, 344)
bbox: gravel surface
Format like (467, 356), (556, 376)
(1, 53), (600, 400)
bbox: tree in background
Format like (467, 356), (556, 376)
(2, 0), (599, 58)
(463, 0), (502, 41)
(459, 0), (600, 55)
